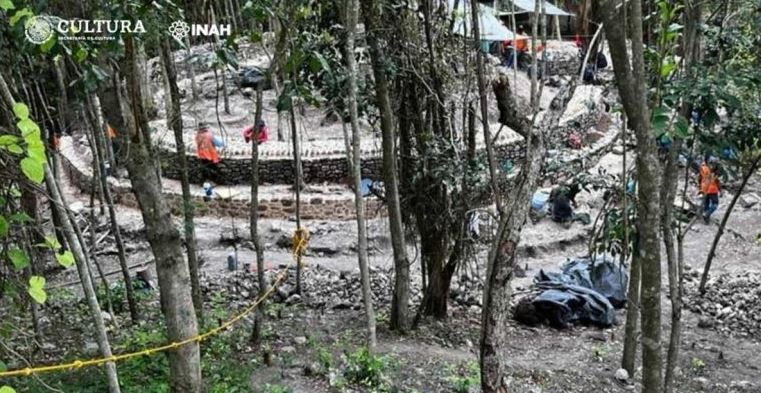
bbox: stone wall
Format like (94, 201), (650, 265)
(160, 151), (383, 185)
(59, 140), (383, 221)
(158, 140), (527, 185)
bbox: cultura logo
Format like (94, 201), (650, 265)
(169, 20), (190, 40)
(23, 16), (145, 43)
(24, 16), (54, 44)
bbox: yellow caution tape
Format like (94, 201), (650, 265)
(291, 228), (309, 257)
(0, 229), (306, 379)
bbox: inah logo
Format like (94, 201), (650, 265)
(25, 16), (54, 44)
(169, 20), (231, 39)
(169, 20), (190, 40)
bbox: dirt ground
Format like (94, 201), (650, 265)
(48, 155), (761, 392)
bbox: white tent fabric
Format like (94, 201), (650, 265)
(500, 0), (573, 16)
(450, 0), (526, 41)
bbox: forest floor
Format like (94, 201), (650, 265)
(8, 150), (756, 393)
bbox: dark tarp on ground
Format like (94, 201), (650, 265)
(514, 255), (628, 329)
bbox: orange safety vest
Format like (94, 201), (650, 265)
(107, 125), (117, 139)
(699, 164), (720, 194)
(195, 130), (220, 163)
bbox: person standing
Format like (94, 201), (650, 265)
(699, 157), (721, 223)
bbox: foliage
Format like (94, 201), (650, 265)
(342, 347), (392, 392)
(447, 361), (480, 393)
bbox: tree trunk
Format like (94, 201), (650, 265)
(250, 84), (267, 344)
(159, 39), (203, 319)
(661, 139), (682, 393)
(89, 95), (139, 323)
(343, 0), (377, 349)
(360, 0), (410, 331)
(123, 34), (202, 393)
(0, 73), (120, 391)
(47, 167), (122, 393)
(289, 96), (304, 294)
(602, 0), (664, 391)
(185, 35), (199, 101)
(700, 155), (761, 292)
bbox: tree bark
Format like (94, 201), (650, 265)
(601, 0), (664, 391)
(159, 39), (203, 319)
(360, 0), (410, 331)
(0, 73), (120, 391)
(123, 34), (202, 393)
(88, 95), (139, 323)
(343, 0), (377, 349)
(250, 84), (267, 344)
(700, 155), (761, 292)
(47, 168), (122, 393)
(289, 100), (304, 294)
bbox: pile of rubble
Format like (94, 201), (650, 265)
(202, 265), (487, 312)
(684, 271), (761, 338)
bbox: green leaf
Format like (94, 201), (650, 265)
(28, 276), (47, 304)
(0, 0), (14, 10)
(674, 116), (690, 139)
(12, 102), (29, 120)
(39, 35), (56, 53)
(0, 359), (7, 372)
(9, 212), (32, 223)
(55, 250), (75, 268)
(74, 48), (88, 63)
(0, 216), (7, 237)
(36, 234), (62, 250)
(26, 144), (46, 163)
(20, 157), (45, 184)
(7, 144), (23, 155)
(17, 118), (40, 137)
(8, 248), (29, 270)
(0, 386), (17, 393)
(9, 7), (32, 26)
(0, 135), (16, 146)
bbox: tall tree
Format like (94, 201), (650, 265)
(343, 0), (377, 350)
(601, 0), (664, 391)
(478, 2), (576, 390)
(121, 33), (202, 393)
(159, 39), (203, 318)
(87, 94), (139, 324)
(249, 83), (267, 344)
(1, 72), (122, 393)
(360, 0), (410, 330)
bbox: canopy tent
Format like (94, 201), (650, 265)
(450, 0), (527, 41)
(498, 0), (573, 16)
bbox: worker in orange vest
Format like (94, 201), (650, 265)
(698, 155), (721, 223)
(195, 123), (222, 184)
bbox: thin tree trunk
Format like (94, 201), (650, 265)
(123, 33), (202, 393)
(661, 139), (682, 393)
(360, 0), (410, 332)
(602, 0), (664, 390)
(88, 95), (139, 323)
(620, 112), (640, 376)
(185, 35), (199, 101)
(159, 39), (203, 319)
(46, 167), (122, 393)
(700, 155), (761, 292)
(289, 97), (303, 294)
(343, 0), (376, 349)
(250, 84), (267, 344)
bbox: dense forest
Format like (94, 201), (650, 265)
(1, 0), (760, 392)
